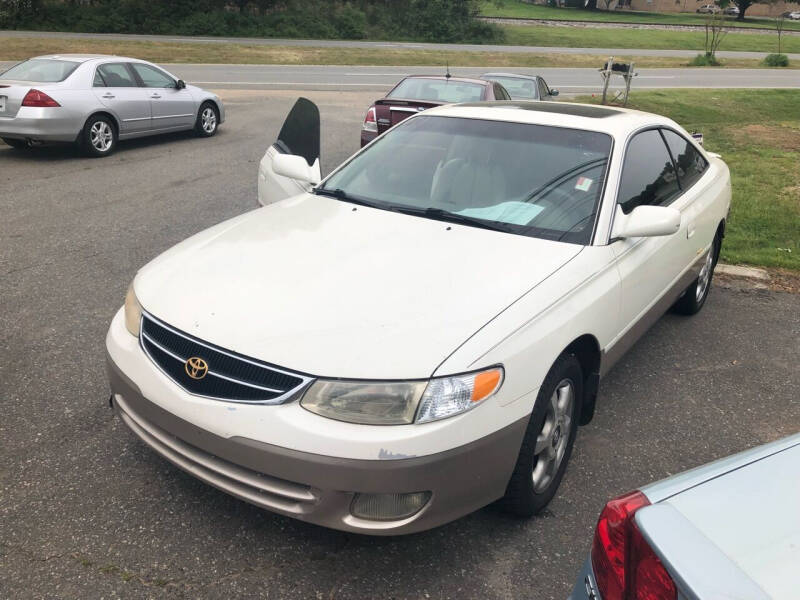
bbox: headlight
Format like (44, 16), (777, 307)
(300, 367), (503, 425)
(301, 380), (426, 425)
(124, 283), (142, 337)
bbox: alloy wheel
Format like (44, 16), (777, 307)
(201, 107), (217, 134)
(532, 378), (574, 493)
(90, 121), (113, 152)
(695, 246), (715, 302)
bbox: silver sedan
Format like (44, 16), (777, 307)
(0, 54), (224, 157)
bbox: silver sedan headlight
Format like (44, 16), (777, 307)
(300, 367), (503, 425)
(124, 283), (142, 337)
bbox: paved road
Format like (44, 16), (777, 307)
(1, 90), (798, 599)
(2, 61), (795, 91)
(3, 29), (800, 60)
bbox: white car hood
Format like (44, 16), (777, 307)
(135, 194), (581, 379)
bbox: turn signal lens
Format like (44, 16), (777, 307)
(362, 106), (378, 133)
(22, 89), (60, 107)
(416, 367), (504, 423)
(591, 490), (676, 600)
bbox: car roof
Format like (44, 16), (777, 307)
(419, 101), (677, 136)
(402, 75), (489, 86)
(481, 73), (539, 81)
(33, 54), (150, 64)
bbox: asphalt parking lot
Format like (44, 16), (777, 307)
(1, 90), (798, 599)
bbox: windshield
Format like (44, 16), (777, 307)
(487, 77), (538, 100)
(387, 79), (485, 103)
(320, 116), (612, 244)
(0, 59), (80, 82)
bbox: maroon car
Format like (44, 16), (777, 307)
(360, 75), (511, 147)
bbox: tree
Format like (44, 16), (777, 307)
(732, 0), (799, 21)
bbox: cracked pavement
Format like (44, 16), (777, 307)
(1, 90), (798, 599)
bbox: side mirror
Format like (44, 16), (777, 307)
(550, 89), (559, 97)
(272, 153), (320, 185)
(611, 204), (681, 239)
(176, 79), (186, 90)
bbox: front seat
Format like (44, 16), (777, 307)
(429, 144), (506, 210)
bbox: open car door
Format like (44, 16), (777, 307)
(258, 97), (322, 206)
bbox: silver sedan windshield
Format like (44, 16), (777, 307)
(321, 115), (612, 244)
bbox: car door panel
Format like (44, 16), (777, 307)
(93, 63), (151, 135)
(130, 63), (196, 130)
(258, 98), (322, 206)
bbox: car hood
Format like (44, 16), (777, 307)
(135, 194), (582, 379)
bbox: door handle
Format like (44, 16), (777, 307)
(150, 94), (162, 99)
(102, 93), (115, 99)
(687, 223), (696, 239)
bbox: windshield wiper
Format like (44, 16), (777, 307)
(389, 206), (516, 233)
(313, 187), (382, 209)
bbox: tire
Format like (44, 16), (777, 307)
(3, 138), (28, 149)
(500, 353), (583, 517)
(194, 102), (219, 137)
(81, 114), (117, 158)
(673, 232), (721, 316)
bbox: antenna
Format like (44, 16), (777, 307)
(445, 62), (451, 79)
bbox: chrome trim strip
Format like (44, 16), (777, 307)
(122, 116), (150, 122)
(389, 107), (420, 113)
(140, 331), (285, 394)
(152, 113), (194, 120)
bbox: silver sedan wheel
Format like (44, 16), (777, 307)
(201, 107), (217, 134)
(90, 121), (114, 153)
(695, 246), (715, 302)
(532, 379), (574, 493)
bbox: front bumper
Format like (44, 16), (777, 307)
(0, 107), (83, 142)
(107, 354), (528, 535)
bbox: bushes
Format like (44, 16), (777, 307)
(1, 0), (502, 44)
(763, 53), (789, 67)
(689, 53), (722, 66)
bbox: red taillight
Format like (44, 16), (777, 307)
(22, 89), (60, 108)
(362, 106), (377, 133)
(591, 490), (676, 600)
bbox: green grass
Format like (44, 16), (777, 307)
(481, 1), (800, 31)
(503, 24), (799, 53)
(580, 89), (800, 269)
(3, 36), (795, 68)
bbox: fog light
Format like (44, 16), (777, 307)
(350, 492), (431, 521)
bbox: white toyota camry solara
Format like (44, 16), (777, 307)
(107, 99), (731, 534)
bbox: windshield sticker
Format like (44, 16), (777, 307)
(456, 201), (545, 226)
(575, 177), (593, 192)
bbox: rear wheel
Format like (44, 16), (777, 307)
(3, 138), (28, 149)
(194, 102), (219, 137)
(673, 232), (721, 316)
(500, 353), (582, 517)
(81, 114), (117, 158)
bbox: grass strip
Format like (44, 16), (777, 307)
(0, 36), (796, 69)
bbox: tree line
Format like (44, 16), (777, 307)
(0, 0), (505, 43)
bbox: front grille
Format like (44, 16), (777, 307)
(140, 313), (309, 403)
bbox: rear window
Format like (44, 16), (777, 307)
(388, 79), (485, 103)
(0, 59), (80, 83)
(487, 76), (538, 100)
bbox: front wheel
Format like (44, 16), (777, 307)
(673, 233), (721, 316)
(500, 353), (582, 517)
(195, 102), (219, 137)
(81, 114), (117, 157)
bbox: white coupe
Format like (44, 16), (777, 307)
(107, 98), (730, 534)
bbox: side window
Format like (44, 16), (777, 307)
(617, 129), (680, 214)
(661, 129), (709, 191)
(97, 63), (136, 88)
(93, 70), (106, 87)
(130, 63), (176, 88)
(537, 79), (549, 99)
